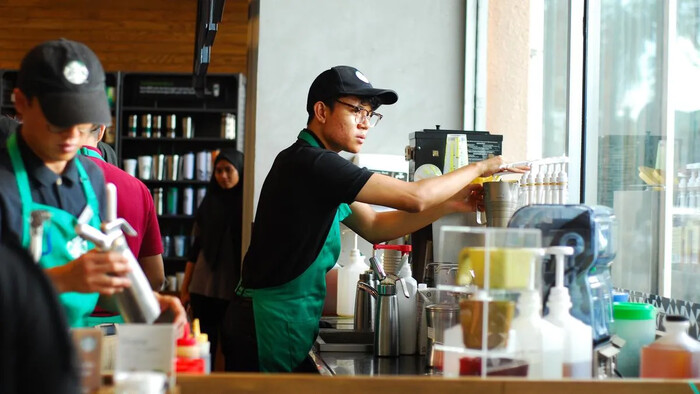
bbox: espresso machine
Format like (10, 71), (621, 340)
(405, 127), (503, 280)
(508, 204), (622, 378)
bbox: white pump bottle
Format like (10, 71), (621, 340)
(511, 289), (564, 379)
(544, 246), (593, 378)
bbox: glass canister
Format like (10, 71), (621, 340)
(612, 302), (656, 377)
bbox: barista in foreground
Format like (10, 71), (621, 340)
(222, 65), (522, 372)
(0, 39), (185, 328)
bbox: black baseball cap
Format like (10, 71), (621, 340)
(16, 39), (111, 128)
(306, 65), (398, 114)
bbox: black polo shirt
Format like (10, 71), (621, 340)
(241, 129), (373, 289)
(0, 240), (80, 394)
(0, 131), (106, 246)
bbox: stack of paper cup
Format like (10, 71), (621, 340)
(196, 151), (208, 181)
(138, 156), (152, 180)
(182, 187), (194, 215)
(443, 134), (468, 174)
(182, 152), (195, 180)
(123, 159), (137, 177)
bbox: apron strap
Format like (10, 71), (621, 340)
(74, 156), (101, 219)
(78, 147), (106, 162)
(7, 133), (35, 247)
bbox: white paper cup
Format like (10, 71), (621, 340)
(137, 156), (153, 180)
(123, 159), (137, 177)
(166, 275), (177, 292)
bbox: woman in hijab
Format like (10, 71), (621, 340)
(180, 149), (244, 368)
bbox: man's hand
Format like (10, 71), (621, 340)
(477, 156), (506, 177)
(445, 183), (484, 213)
(45, 250), (131, 294)
(154, 292), (187, 331)
(180, 286), (190, 308)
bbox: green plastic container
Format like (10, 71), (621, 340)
(613, 302), (656, 377)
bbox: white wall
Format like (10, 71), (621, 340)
(251, 0), (467, 212)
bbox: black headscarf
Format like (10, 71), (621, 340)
(195, 149), (244, 270)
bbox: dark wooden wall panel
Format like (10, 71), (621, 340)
(0, 0), (249, 73)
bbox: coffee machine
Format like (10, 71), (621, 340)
(508, 204), (622, 377)
(405, 127), (503, 279)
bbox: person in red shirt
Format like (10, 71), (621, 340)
(80, 127), (165, 290)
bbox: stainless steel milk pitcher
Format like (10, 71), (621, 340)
(354, 270), (375, 331)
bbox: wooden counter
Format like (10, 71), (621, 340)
(176, 373), (699, 394)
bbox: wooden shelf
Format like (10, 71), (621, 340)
(122, 106), (236, 113)
(121, 136), (236, 143)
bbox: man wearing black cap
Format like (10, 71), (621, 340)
(0, 39), (185, 329)
(222, 65), (510, 373)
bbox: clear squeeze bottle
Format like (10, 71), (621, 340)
(337, 234), (368, 316)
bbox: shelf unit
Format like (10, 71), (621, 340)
(117, 72), (246, 274)
(0, 69), (247, 276)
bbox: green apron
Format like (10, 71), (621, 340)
(237, 130), (352, 372)
(77, 146), (126, 326)
(8, 133), (102, 327)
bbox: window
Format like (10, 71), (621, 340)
(583, 0), (700, 302)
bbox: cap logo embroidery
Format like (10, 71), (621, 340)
(355, 70), (369, 84)
(63, 60), (89, 85)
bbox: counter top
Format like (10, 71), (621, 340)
(176, 373), (700, 394)
(315, 317), (430, 376)
(318, 351), (428, 376)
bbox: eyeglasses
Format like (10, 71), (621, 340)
(335, 100), (383, 127)
(46, 122), (101, 135)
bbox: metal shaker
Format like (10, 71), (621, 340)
(74, 184), (161, 324)
(367, 257), (402, 357)
(425, 303), (460, 369)
(375, 282), (400, 357)
(354, 270), (375, 331)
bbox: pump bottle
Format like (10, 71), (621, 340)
(337, 234), (368, 316)
(511, 289), (564, 379)
(556, 163), (568, 204)
(544, 246), (592, 378)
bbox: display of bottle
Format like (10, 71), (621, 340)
(543, 246), (592, 378)
(640, 315), (700, 378)
(337, 234), (368, 316)
(511, 289), (564, 379)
